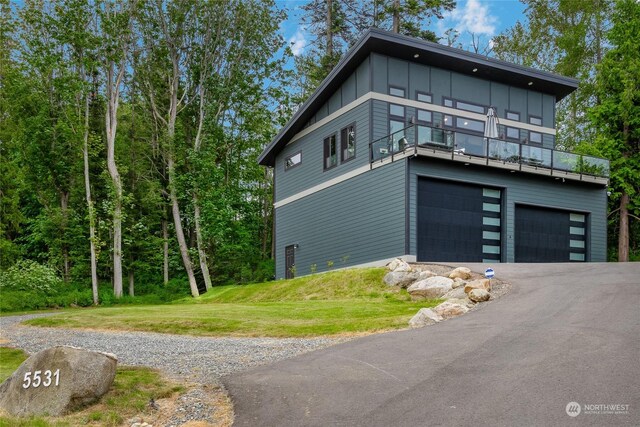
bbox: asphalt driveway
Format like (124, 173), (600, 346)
(223, 263), (640, 426)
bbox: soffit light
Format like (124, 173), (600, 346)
(414, 53), (420, 58)
(472, 68), (478, 72)
(528, 81), (533, 86)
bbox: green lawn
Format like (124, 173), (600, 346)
(23, 268), (440, 337)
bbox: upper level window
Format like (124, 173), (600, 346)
(456, 101), (486, 114)
(456, 117), (485, 134)
(443, 114), (453, 128)
(285, 152), (301, 170)
(417, 109), (432, 123)
(416, 91), (432, 103)
(324, 134), (337, 170)
(389, 86), (405, 98)
(389, 104), (405, 118)
(529, 131), (543, 144)
(506, 111), (520, 121)
(443, 98), (454, 107)
(341, 123), (356, 162)
(506, 127), (520, 141)
(529, 116), (542, 126)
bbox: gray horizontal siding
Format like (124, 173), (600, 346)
(276, 101), (370, 201)
(408, 157), (607, 262)
(275, 160), (407, 278)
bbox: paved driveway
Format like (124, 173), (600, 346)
(223, 263), (640, 426)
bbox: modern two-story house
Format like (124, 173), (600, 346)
(259, 29), (610, 279)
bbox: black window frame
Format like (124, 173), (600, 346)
(284, 151), (302, 171)
(505, 110), (520, 121)
(323, 134), (338, 171)
(443, 97), (454, 108)
(455, 100), (487, 114)
(529, 130), (543, 145)
(388, 85), (406, 98)
(455, 116), (485, 135)
(340, 123), (356, 163)
(505, 126), (520, 142)
(416, 91), (433, 104)
(529, 115), (543, 126)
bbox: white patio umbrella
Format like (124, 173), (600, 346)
(484, 107), (499, 140)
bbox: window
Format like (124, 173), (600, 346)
(443, 98), (454, 107)
(341, 123), (356, 162)
(323, 134), (337, 170)
(443, 114), (453, 128)
(285, 152), (301, 170)
(456, 117), (485, 134)
(529, 131), (542, 144)
(506, 111), (520, 121)
(456, 100), (486, 114)
(417, 110), (432, 123)
(529, 115), (542, 126)
(389, 86), (405, 98)
(506, 127), (520, 141)
(389, 104), (405, 117)
(416, 109), (433, 145)
(416, 91), (432, 103)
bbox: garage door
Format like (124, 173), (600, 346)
(417, 178), (502, 262)
(515, 205), (587, 262)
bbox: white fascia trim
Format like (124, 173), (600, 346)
(274, 163), (371, 208)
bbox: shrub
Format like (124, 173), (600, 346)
(0, 260), (63, 295)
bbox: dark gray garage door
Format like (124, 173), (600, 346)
(417, 178), (502, 262)
(515, 205), (587, 262)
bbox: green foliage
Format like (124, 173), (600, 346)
(0, 347), (28, 382)
(0, 260), (63, 294)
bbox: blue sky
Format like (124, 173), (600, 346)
(276, 0), (527, 56)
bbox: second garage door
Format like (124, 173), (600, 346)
(515, 205), (587, 262)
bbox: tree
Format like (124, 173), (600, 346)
(493, 0), (613, 150)
(587, 0), (640, 261)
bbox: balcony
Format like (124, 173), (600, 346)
(369, 124), (609, 184)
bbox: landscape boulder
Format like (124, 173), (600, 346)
(433, 301), (469, 319)
(469, 288), (491, 302)
(448, 267), (472, 280)
(464, 278), (492, 294)
(408, 308), (443, 328)
(442, 286), (467, 300)
(452, 277), (466, 289)
(418, 270), (438, 280)
(387, 258), (412, 272)
(0, 346), (117, 417)
(383, 271), (420, 288)
(407, 276), (454, 299)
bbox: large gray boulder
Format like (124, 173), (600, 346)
(387, 258), (412, 272)
(448, 267), (472, 280)
(383, 271), (420, 288)
(433, 301), (469, 318)
(407, 276), (454, 299)
(0, 346), (117, 417)
(408, 308), (443, 328)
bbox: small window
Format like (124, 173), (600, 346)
(456, 117), (485, 133)
(389, 104), (405, 118)
(443, 114), (453, 127)
(506, 127), (520, 140)
(529, 116), (542, 126)
(323, 134), (337, 170)
(456, 101), (486, 114)
(341, 124), (356, 162)
(416, 91), (432, 103)
(417, 109), (432, 123)
(443, 98), (454, 108)
(285, 152), (301, 170)
(529, 131), (542, 144)
(506, 111), (520, 121)
(389, 86), (405, 98)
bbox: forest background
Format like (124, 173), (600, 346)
(1, 0), (638, 310)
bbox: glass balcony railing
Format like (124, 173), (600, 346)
(369, 123), (609, 178)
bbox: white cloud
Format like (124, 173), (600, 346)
(450, 0), (498, 36)
(288, 30), (307, 56)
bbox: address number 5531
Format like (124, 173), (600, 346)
(22, 369), (60, 389)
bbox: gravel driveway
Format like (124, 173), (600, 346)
(0, 313), (346, 386)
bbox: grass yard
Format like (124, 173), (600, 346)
(0, 348), (184, 426)
(23, 268), (440, 337)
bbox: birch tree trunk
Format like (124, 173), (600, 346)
(83, 91), (99, 304)
(162, 217), (169, 285)
(105, 58), (125, 298)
